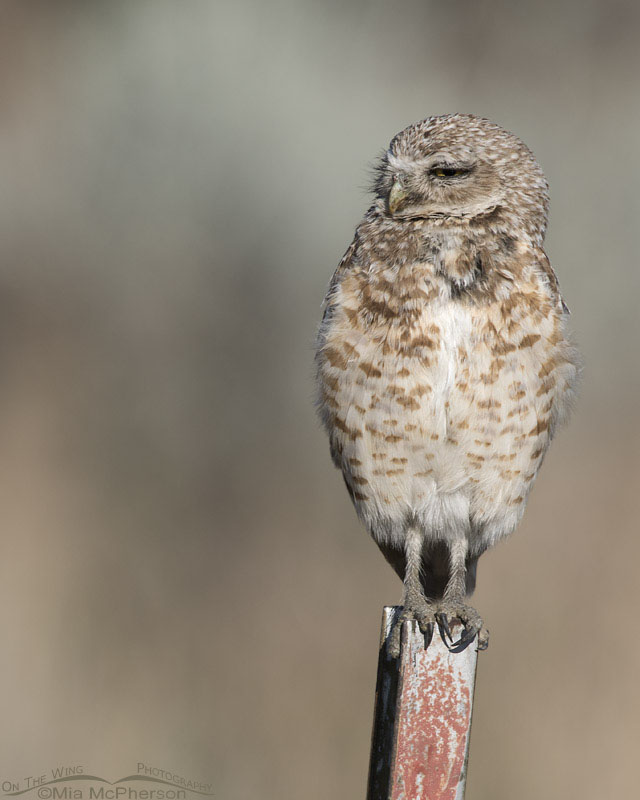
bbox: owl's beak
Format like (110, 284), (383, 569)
(388, 180), (408, 215)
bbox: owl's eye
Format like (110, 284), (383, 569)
(430, 166), (471, 179)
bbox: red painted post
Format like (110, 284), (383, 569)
(366, 606), (478, 800)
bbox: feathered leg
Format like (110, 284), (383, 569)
(435, 538), (489, 653)
(388, 526), (437, 658)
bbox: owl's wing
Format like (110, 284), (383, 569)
(320, 230), (360, 326)
(535, 247), (571, 315)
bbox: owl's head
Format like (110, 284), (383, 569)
(373, 114), (549, 243)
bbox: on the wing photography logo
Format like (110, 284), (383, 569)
(1, 763), (214, 800)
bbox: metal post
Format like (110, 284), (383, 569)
(366, 606), (478, 800)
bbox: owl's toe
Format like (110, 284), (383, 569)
(435, 603), (489, 654)
(387, 603), (436, 658)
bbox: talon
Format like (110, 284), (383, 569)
(435, 611), (453, 643)
(421, 621), (434, 648)
(448, 625), (478, 653)
(433, 602), (489, 654)
(388, 601), (438, 656)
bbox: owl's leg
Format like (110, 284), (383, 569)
(435, 539), (489, 653)
(388, 526), (436, 658)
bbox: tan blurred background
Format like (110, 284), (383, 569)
(0, 1), (638, 798)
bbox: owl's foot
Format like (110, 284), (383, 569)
(435, 603), (489, 653)
(388, 601), (436, 659)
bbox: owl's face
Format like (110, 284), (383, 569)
(373, 114), (549, 243)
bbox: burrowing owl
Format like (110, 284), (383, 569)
(315, 114), (579, 655)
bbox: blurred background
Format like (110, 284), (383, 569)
(0, 1), (638, 798)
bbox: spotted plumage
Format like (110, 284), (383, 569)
(315, 114), (579, 654)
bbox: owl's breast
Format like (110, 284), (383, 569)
(317, 274), (479, 493)
(316, 255), (577, 532)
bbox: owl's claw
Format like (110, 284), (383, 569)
(422, 620), (435, 649)
(435, 611), (454, 643)
(434, 603), (489, 653)
(387, 603), (436, 658)
(388, 602), (488, 657)
(448, 625), (479, 654)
